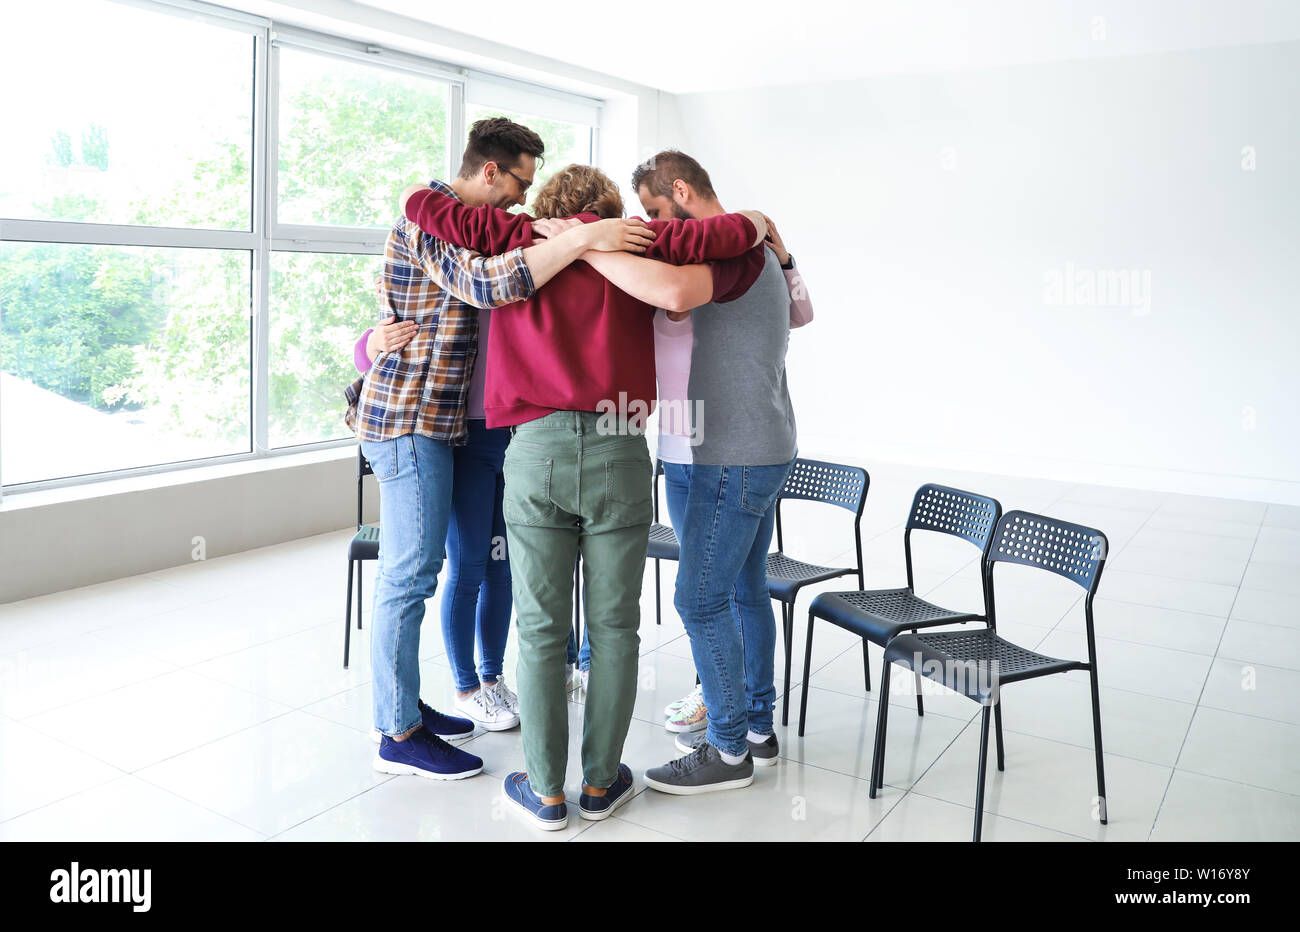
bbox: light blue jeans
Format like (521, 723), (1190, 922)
(674, 458), (796, 757)
(362, 432), (455, 736)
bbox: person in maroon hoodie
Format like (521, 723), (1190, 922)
(400, 164), (767, 828)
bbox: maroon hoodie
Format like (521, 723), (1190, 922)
(404, 188), (763, 428)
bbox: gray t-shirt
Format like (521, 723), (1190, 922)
(687, 249), (798, 466)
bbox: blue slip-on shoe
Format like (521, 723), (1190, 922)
(503, 772), (568, 831)
(370, 699), (475, 744)
(578, 763), (635, 821)
(373, 727), (483, 781)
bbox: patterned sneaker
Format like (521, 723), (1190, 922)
(503, 772), (568, 831)
(566, 663), (576, 688)
(579, 763), (635, 821)
(644, 742), (753, 795)
(665, 684), (707, 733)
(373, 727), (483, 781)
(455, 682), (520, 732)
(675, 729), (779, 767)
(663, 682), (700, 718)
(370, 699), (475, 743)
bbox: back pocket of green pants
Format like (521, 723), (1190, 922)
(504, 458), (556, 526)
(602, 458), (653, 527)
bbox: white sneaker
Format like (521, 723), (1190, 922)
(454, 683), (520, 731)
(566, 663), (576, 687)
(487, 676), (520, 714)
(578, 668), (589, 691)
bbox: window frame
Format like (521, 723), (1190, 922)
(0, 0), (602, 496)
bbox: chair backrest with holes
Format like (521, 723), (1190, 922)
(987, 510), (1108, 594)
(774, 459), (870, 585)
(777, 458), (869, 515)
(905, 484), (1001, 549)
(902, 484), (1002, 595)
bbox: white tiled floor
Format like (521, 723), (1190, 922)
(2, 461), (1298, 842)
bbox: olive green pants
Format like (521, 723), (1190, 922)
(503, 411), (651, 796)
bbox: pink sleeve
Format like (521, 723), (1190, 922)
(785, 267), (814, 329)
(354, 329), (374, 373)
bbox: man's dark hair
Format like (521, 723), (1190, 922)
(457, 117), (545, 179)
(630, 149), (716, 200)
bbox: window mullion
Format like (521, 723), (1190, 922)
(252, 28), (272, 456)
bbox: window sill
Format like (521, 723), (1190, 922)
(0, 445), (355, 513)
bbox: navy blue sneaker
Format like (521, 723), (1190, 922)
(373, 727), (482, 781)
(503, 772), (568, 831)
(579, 763), (635, 821)
(370, 700), (475, 744)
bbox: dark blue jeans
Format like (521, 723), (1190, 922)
(673, 458), (796, 756)
(440, 419), (514, 692)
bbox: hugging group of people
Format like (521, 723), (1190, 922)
(343, 116), (813, 830)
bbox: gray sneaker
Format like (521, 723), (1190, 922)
(675, 730), (779, 768)
(644, 741), (754, 795)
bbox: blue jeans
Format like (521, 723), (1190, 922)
(673, 458), (796, 757)
(566, 626), (590, 670)
(362, 433), (455, 736)
(566, 461), (691, 670)
(441, 419), (513, 692)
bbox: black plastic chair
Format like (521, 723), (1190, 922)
(874, 510), (1110, 841)
(647, 459), (680, 626)
(799, 484), (1001, 733)
(344, 447), (380, 669)
(766, 458), (870, 725)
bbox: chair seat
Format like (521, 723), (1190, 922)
(809, 587), (981, 645)
(765, 552), (855, 603)
(884, 629), (1084, 702)
(648, 522), (680, 561)
(350, 524), (380, 561)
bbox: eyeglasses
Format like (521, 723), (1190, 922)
(497, 165), (533, 193)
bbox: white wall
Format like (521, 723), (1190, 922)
(663, 41), (1300, 504)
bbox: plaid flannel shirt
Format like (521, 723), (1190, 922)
(344, 179), (536, 445)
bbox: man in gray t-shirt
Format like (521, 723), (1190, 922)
(583, 150), (800, 794)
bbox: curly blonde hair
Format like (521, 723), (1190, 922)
(530, 163), (624, 219)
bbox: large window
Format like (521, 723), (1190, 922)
(0, 0), (601, 491)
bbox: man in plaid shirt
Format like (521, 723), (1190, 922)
(346, 118), (656, 781)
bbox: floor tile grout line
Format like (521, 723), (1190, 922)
(260, 774), (403, 842)
(1167, 764), (1300, 801)
(878, 785), (1102, 842)
(1146, 506), (1268, 841)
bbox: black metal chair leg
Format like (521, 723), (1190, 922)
(913, 629), (923, 716)
(357, 565), (363, 630)
(974, 704), (992, 842)
(862, 639), (871, 692)
(654, 559), (662, 625)
(781, 602), (795, 725)
(344, 558), (354, 670)
(798, 612), (816, 736)
(1089, 668), (1108, 824)
(994, 701), (1006, 771)
(871, 661), (893, 797)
